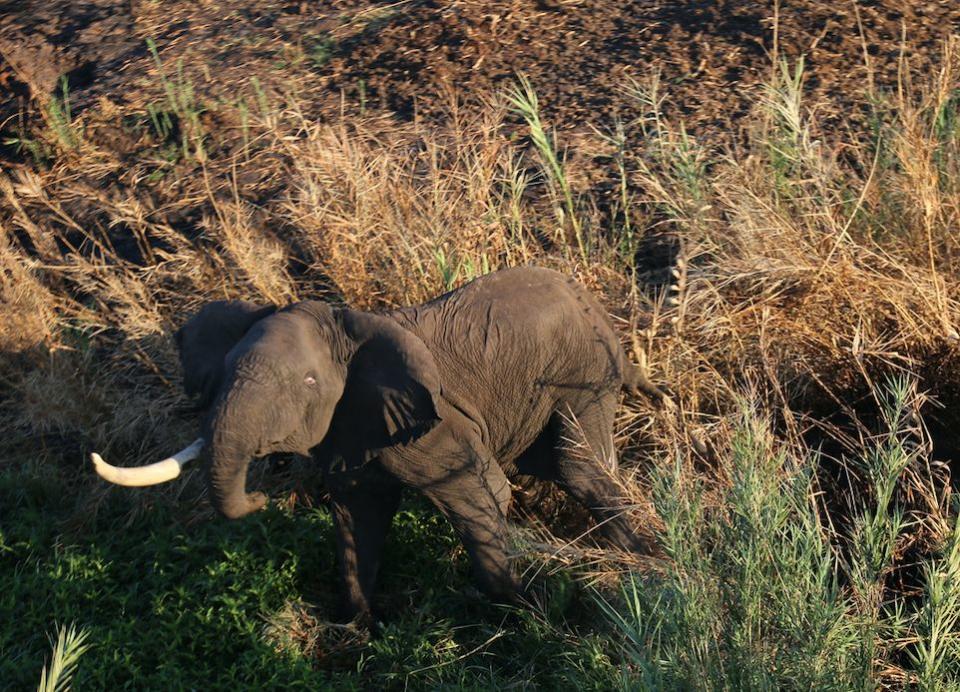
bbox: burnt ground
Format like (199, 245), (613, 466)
(1, 0), (959, 156)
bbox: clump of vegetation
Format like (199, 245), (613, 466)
(599, 379), (960, 689)
(1, 25), (959, 690)
(507, 74), (586, 260)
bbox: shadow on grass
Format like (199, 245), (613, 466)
(0, 471), (620, 690)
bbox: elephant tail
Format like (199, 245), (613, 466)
(620, 241), (686, 409)
(621, 319), (674, 410)
(621, 358), (672, 410)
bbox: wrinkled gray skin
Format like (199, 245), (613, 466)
(175, 267), (664, 620)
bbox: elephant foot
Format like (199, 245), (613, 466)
(337, 594), (381, 630)
(348, 608), (376, 633)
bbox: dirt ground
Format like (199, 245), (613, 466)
(2, 0), (959, 157)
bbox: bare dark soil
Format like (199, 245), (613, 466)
(2, 0), (959, 153)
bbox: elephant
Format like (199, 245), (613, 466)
(92, 266), (667, 620)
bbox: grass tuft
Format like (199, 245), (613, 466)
(37, 623), (91, 692)
(506, 74), (586, 261)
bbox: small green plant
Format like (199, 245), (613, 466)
(460, 253), (491, 283)
(45, 77), (81, 152)
(250, 77), (278, 130)
(238, 99), (251, 160)
(594, 118), (636, 265)
(832, 378), (959, 688)
(931, 88), (960, 184)
(909, 501), (960, 689)
(146, 102), (175, 144)
(624, 71), (710, 228)
(434, 247), (459, 290)
(2, 133), (51, 165)
(37, 622), (91, 692)
(933, 88), (960, 146)
(759, 56), (830, 197)
(307, 33), (337, 69)
(506, 75), (586, 261)
(433, 249), (491, 291)
(847, 377), (930, 683)
(668, 124), (708, 208)
(498, 154), (531, 260)
(146, 37), (206, 162)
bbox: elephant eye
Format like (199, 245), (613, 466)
(304, 375), (317, 386)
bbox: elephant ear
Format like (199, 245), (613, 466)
(330, 310), (442, 459)
(175, 300), (277, 409)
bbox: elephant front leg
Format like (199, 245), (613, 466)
(448, 495), (518, 604)
(385, 425), (519, 604)
(328, 471), (403, 623)
(422, 472), (517, 602)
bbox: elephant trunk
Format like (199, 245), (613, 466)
(207, 446), (266, 519)
(206, 391), (268, 519)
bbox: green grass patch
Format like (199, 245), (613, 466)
(0, 476), (624, 690)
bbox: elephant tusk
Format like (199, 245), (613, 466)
(91, 438), (205, 487)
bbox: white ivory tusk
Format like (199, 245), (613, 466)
(91, 438), (205, 487)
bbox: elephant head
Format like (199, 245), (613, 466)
(92, 300), (442, 519)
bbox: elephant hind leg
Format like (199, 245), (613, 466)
(328, 467), (403, 623)
(551, 402), (652, 554)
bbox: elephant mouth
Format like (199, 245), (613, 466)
(257, 427), (316, 457)
(91, 438), (205, 487)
